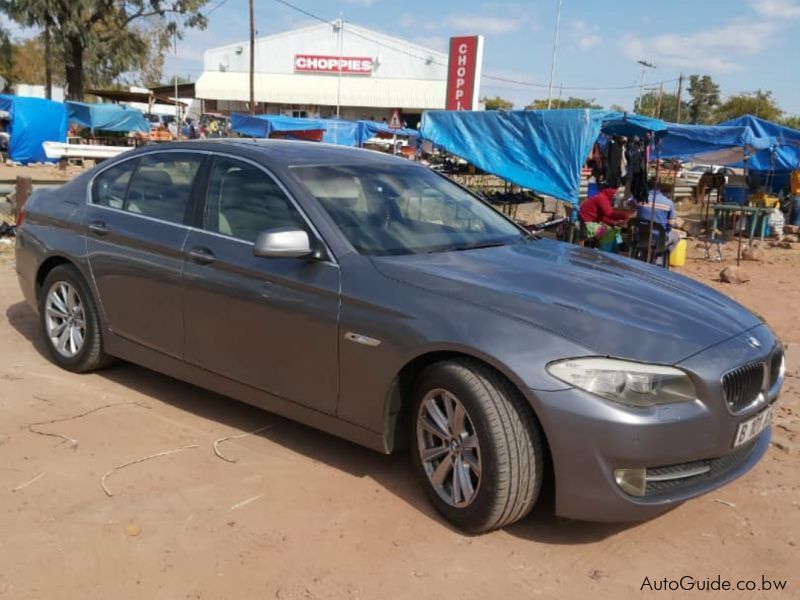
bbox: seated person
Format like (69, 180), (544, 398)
(578, 187), (630, 249)
(636, 179), (680, 252)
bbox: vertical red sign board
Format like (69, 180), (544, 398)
(445, 36), (484, 111)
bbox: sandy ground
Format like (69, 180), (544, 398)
(0, 241), (798, 599)
(0, 163), (88, 182)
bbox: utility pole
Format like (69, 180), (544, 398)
(336, 14), (344, 119)
(636, 60), (655, 112)
(655, 82), (663, 118)
(44, 22), (52, 100)
(675, 73), (683, 123)
(249, 0), (255, 115)
(546, 0), (562, 109)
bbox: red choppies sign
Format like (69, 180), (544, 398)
(294, 55), (374, 75)
(445, 36), (485, 110)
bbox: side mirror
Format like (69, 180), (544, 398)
(253, 227), (313, 259)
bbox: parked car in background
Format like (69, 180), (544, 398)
(15, 140), (783, 532)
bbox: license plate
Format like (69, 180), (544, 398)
(733, 405), (773, 448)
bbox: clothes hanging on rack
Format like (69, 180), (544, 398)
(627, 136), (649, 203)
(587, 142), (605, 183)
(605, 137), (625, 188)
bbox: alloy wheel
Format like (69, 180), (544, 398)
(416, 388), (482, 507)
(44, 281), (86, 358)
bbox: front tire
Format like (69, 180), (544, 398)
(39, 264), (110, 373)
(410, 359), (545, 533)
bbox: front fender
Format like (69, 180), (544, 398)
(334, 254), (587, 450)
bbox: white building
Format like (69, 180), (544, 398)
(11, 84), (65, 102)
(195, 21), (448, 123)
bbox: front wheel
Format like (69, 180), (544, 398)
(410, 359), (545, 533)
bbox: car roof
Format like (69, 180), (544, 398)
(134, 138), (410, 168)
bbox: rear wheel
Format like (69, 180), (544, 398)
(410, 359), (545, 533)
(39, 264), (110, 373)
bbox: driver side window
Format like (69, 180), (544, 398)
(203, 157), (306, 243)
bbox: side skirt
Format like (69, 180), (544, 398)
(104, 333), (388, 453)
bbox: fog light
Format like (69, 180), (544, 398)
(614, 468), (647, 497)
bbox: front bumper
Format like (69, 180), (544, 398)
(526, 325), (781, 522)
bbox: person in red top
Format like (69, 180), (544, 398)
(578, 187), (630, 250)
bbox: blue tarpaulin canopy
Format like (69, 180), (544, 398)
(231, 113), (326, 138)
(358, 120), (419, 143)
(0, 94), (67, 164)
(600, 112), (668, 139)
(719, 115), (800, 172)
(66, 101), (149, 133)
(658, 123), (772, 165)
(419, 109), (666, 203)
(321, 119), (361, 146)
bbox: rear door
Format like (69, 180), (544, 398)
(85, 151), (206, 358)
(181, 155), (341, 414)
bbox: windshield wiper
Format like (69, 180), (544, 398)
(450, 241), (510, 252)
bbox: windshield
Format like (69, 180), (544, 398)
(291, 164), (526, 256)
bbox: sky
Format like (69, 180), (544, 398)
(14, 0), (800, 115)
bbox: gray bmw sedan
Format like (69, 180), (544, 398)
(15, 140), (783, 532)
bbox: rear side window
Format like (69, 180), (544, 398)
(123, 153), (203, 224)
(203, 157), (306, 243)
(92, 160), (137, 209)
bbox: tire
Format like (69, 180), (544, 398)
(410, 359), (545, 533)
(38, 264), (111, 373)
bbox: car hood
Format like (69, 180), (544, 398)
(370, 238), (761, 365)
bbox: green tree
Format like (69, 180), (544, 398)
(525, 96), (601, 110)
(714, 90), (783, 123)
(781, 115), (800, 130)
(0, 25), (11, 89)
(634, 91), (688, 122)
(0, 0), (209, 100)
(686, 75), (720, 124)
(481, 95), (513, 110)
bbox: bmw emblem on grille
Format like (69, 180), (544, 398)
(746, 336), (761, 349)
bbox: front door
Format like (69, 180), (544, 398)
(182, 155), (340, 414)
(85, 151), (205, 358)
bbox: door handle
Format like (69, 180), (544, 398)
(88, 220), (108, 236)
(188, 246), (216, 265)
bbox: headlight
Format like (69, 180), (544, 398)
(546, 358), (696, 407)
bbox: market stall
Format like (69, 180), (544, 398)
(419, 109), (666, 205)
(658, 123), (772, 167)
(719, 115), (800, 194)
(231, 113), (326, 141)
(0, 94), (68, 164)
(65, 101), (150, 135)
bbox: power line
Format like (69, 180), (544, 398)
(204, 0), (231, 17)
(265, 0), (682, 94)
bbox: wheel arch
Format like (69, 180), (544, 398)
(35, 255), (75, 301)
(384, 347), (551, 456)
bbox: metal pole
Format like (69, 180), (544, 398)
(546, 0), (562, 110)
(636, 60), (655, 112)
(336, 15), (344, 119)
(174, 29), (179, 129)
(646, 138), (662, 264)
(249, 0), (255, 115)
(738, 152), (749, 267)
(675, 73), (684, 123)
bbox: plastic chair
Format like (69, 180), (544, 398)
(628, 219), (670, 269)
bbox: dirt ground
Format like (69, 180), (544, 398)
(0, 163), (87, 182)
(0, 241), (798, 599)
